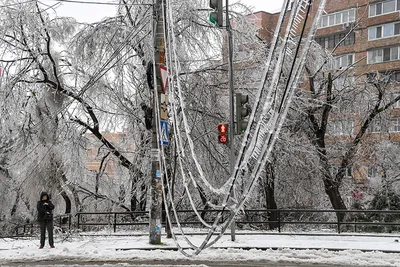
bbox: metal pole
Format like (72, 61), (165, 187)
(149, 0), (164, 245)
(114, 213), (117, 233)
(226, 0), (236, 242)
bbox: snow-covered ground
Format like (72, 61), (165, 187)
(1, 231), (400, 266)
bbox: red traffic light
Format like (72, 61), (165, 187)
(217, 123), (228, 134)
(217, 123), (228, 144)
(218, 134), (228, 143)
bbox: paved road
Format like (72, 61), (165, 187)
(1, 260), (351, 267)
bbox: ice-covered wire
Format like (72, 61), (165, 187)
(157, 0), (327, 256)
(160, 0), (294, 255)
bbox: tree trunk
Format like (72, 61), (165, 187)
(161, 173), (172, 238)
(161, 199), (172, 238)
(61, 172), (81, 212)
(60, 190), (71, 224)
(10, 190), (21, 217)
(165, 204), (172, 238)
(140, 183), (147, 211)
(130, 194), (137, 211)
(307, 71), (347, 220)
(264, 163), (279, 230)
(325, 184), (346, 221)
(198, 186), (210, 220)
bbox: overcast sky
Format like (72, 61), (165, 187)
(39, 0), (285, 23)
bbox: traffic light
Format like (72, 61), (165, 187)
(141, 103), (153, 130)
(209, 0), (223, 27)
(217, 123), (229, 144)
(236, 93), (250, 134)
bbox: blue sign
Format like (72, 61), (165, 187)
(160, 121), (169, 146)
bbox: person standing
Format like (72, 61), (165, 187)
(37, 192), (55, 249)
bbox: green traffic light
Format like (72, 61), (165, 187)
(209, 0), (223, 27)
(209, 13), (217, 25)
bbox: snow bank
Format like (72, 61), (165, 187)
(1, 232), (400, 266)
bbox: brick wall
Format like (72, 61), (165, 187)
(86, 133), (134, 177)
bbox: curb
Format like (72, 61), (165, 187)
(115, 246), (400, 253)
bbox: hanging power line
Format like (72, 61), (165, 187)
(44, 0), (152, 6)
(0, 0), (153, 8)
(156, 0), (329, 257)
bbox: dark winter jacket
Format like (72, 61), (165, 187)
(37, 192), (54, 222)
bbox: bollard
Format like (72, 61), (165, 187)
(114, 213), (117, 233)
(278, 210), (281, 233)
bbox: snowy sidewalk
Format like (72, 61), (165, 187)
(81, 233), (400, 252)
(1, 232), (400, 266)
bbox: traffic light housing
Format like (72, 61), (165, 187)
(236, 93), (250, 134)
(217, 123), (229, 144)
(209, 0), (223, 27)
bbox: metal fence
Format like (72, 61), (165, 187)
(14, 214), (72, 237)
(238, 209), (400, 234)
(11, 209), (400, 236)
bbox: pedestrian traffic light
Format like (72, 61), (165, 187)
(209, 0), (223, 27)
(217, 123), (229, 144)
(236, 93), (250, 134)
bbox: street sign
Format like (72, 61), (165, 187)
(160, 94), (168, 120)
(160, 65), (169, 93)
(160, 120), (169, 146)
(151, 148), (160, 161)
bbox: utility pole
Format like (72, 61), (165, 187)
(210, 0), (235, 241)
(226, 0), (236, 242)
(149, 0), (165, 245)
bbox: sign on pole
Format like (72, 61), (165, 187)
(160, 65), (169, 93)
(160, 120), (169, 146)
(160, 94), (168, 120)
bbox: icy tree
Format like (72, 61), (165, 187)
(0, 0), (269, 231)
(0, 1), (150, 222)
(297, 39), (400, 219)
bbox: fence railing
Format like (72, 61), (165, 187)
(76, 211), (148, 233)
(238, 209), (400, 234)
(14, 214), (72, 237)
(11, 209), (400, 236)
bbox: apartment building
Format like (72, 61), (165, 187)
(86, 132), (133, 178)
(251, 0), (400, 182)
(316, 0), (400, 75)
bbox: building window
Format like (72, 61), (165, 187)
(368, 22), (400, 40)
(367, 71), (400, 83)
(369, 0), (400, 17)
(369, 119), (383, 132)
(368, 46), (400, 64)
(315, 32), (355, 49)
(367, 166), (381, 178)
(330, 166), (352, 177)
(389, 117), (400, 132)
(329, 120), (354, 136)
(319, 9), (356, 28)
(335, 53), (355, 69)
(392, 71), (400, 82)
(391, 93), (400, 108)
